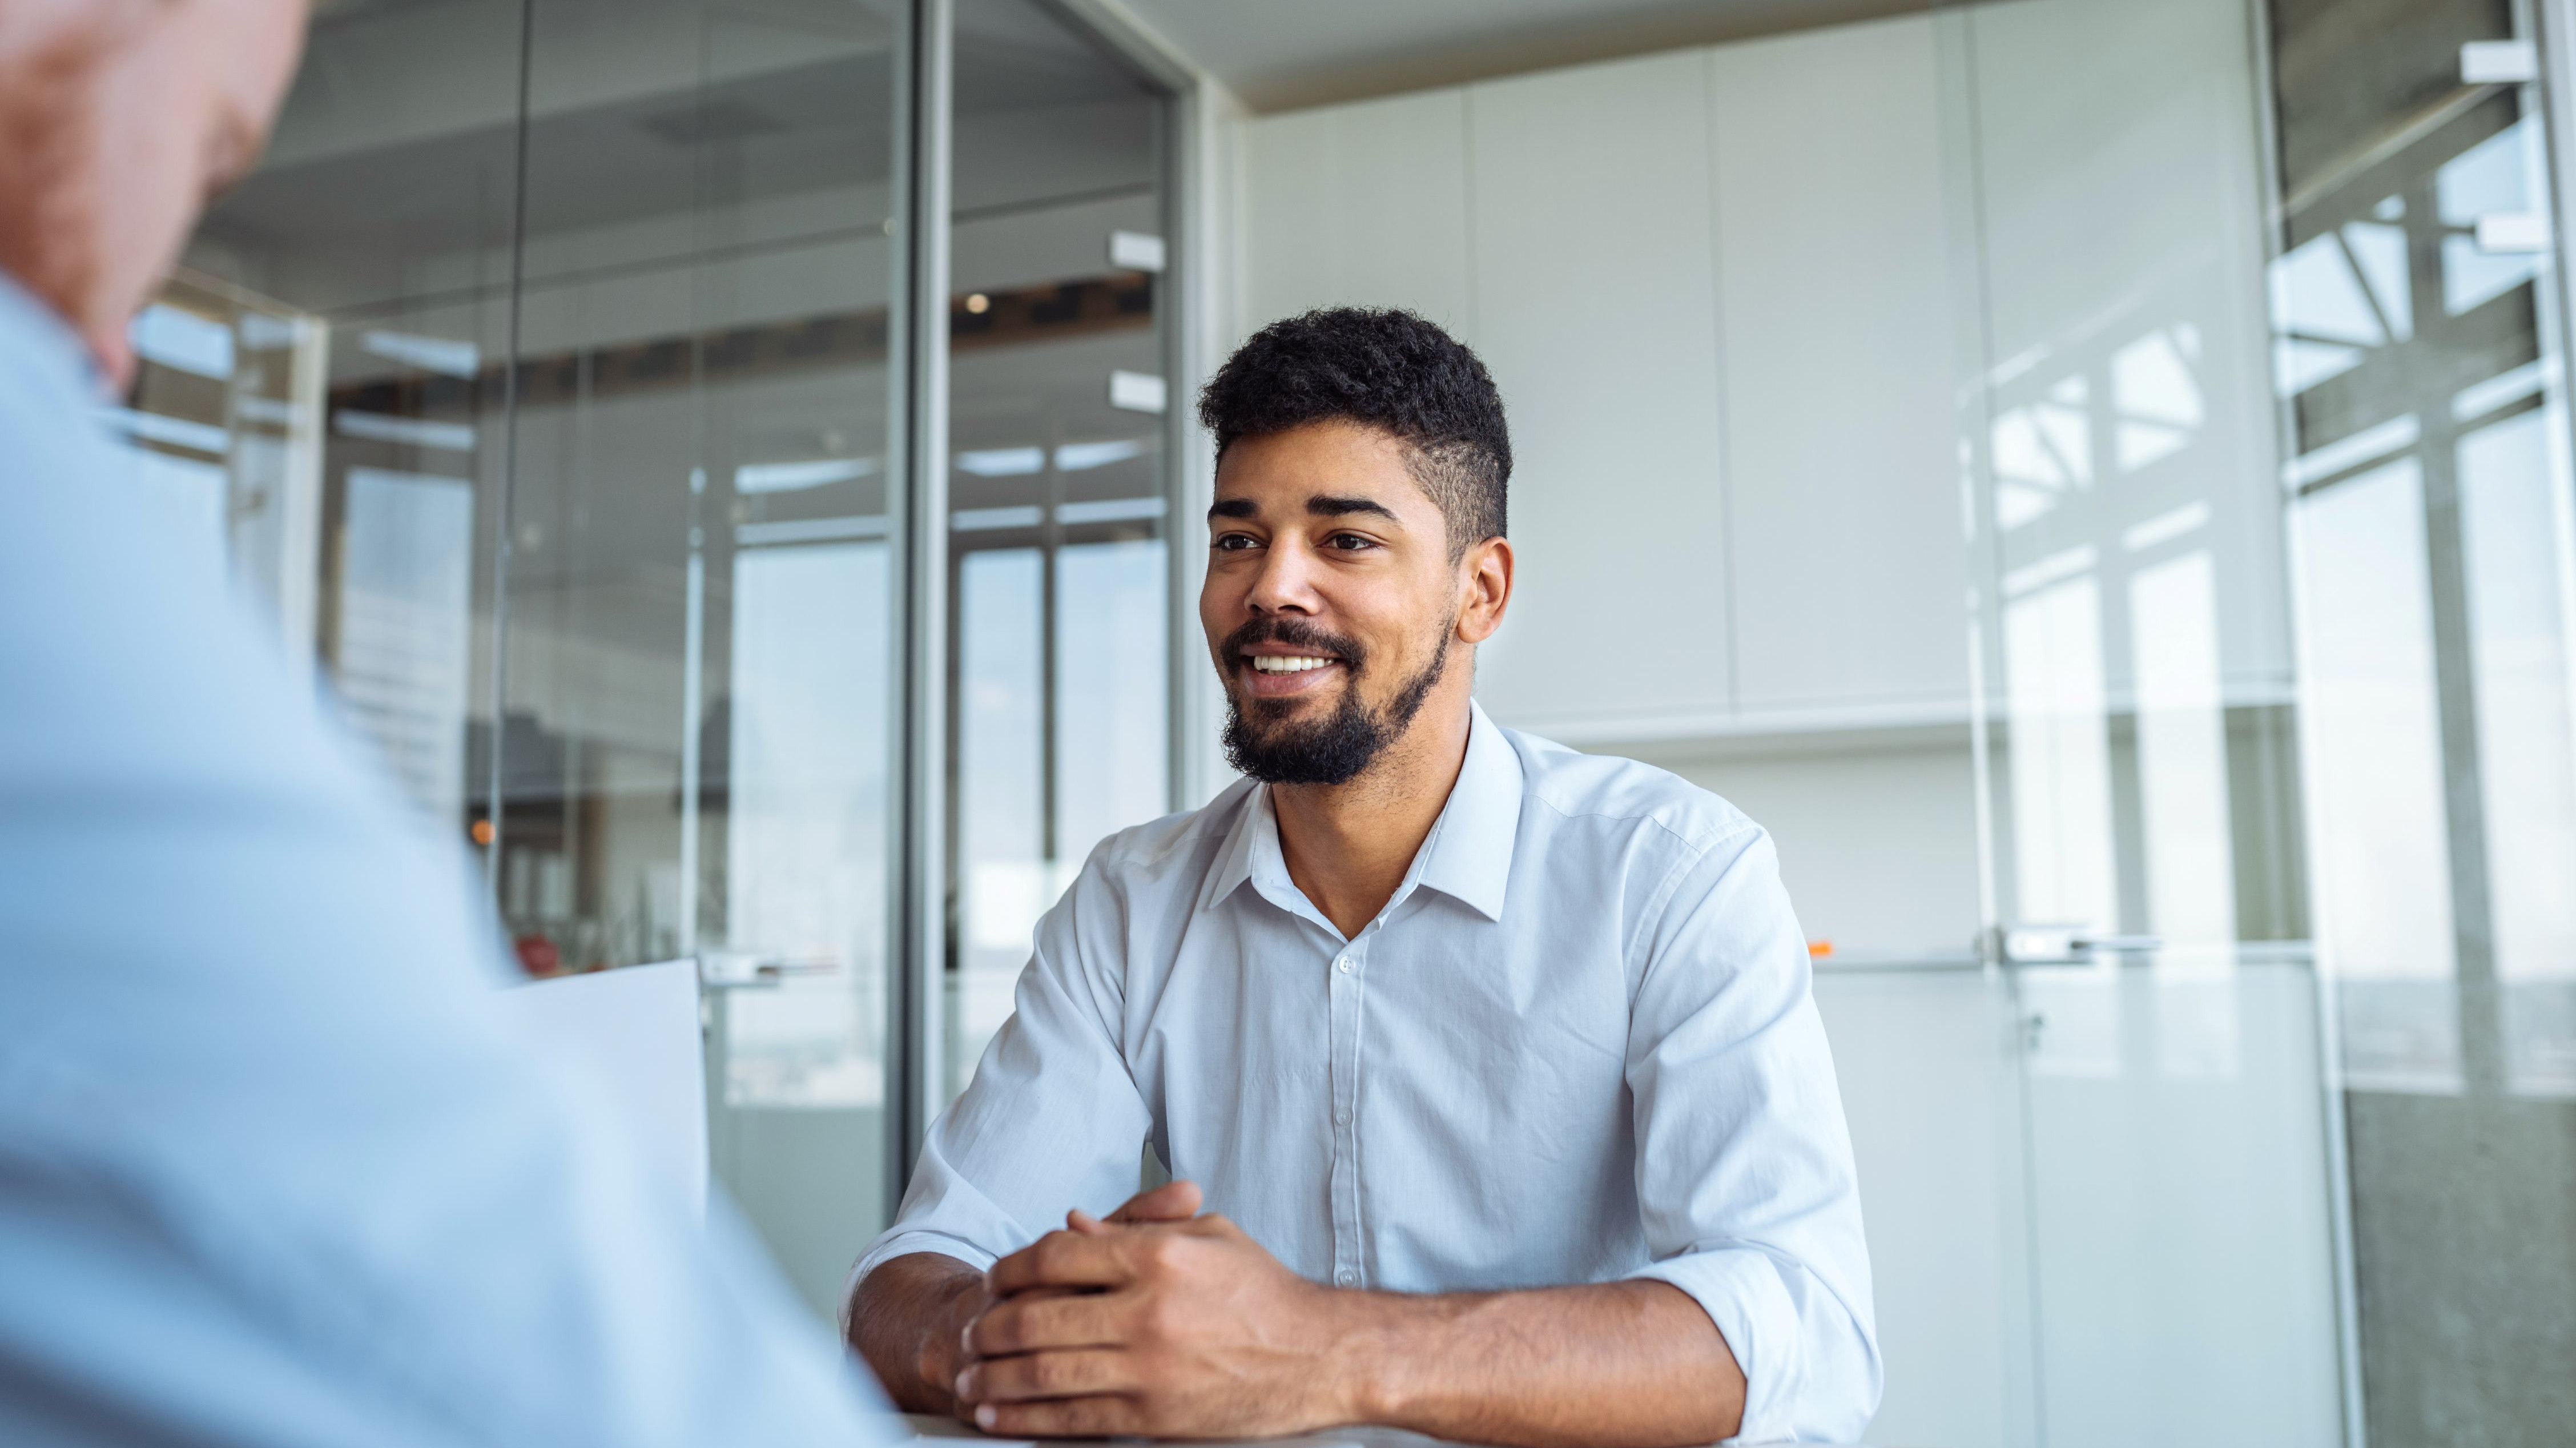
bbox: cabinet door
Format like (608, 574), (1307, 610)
(1465, 51), (1732, 735)
(1712, 17), (1969, 719)
(1242, 91), (1475, 337)
(1813, 968), (2030, 1448)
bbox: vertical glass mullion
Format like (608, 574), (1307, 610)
(484, 0), (537, 887)
(891, 0), (955, 1200)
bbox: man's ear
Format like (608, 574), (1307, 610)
(1455, 536), (1514, 645)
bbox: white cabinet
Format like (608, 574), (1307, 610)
(1709, 18), (1969, 719)
(1463, 51), (1733, 733)
(1239, 91), (1474, 337)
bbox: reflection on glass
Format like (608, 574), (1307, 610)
(2297, 461), (2461, 1091)
(2267, 10), (2576, 1101)
(2129, 550), (2236, 944)
(944, 0), (1172, 1101)
(340, 466), (477, 820)
(180, 0), (526, 835)
(723, 542), (892, 1107)
(957, 548), (1049, 1087)
(509, 0), (904, 1318)
(1946, 0), (2335, 1437)
(171, 0), (909, 1317)
(117, 275), (331, 656)
(2457, 408), (2576, 1096)
(2264, 0), (2576, 1429)
(2001, 567), (2119, 932)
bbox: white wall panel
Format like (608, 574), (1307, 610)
(1464, 51), (1730, 732)
(1241, 91), (1475, 336)
(1710, 18), (1968, 717)
(1649, 733), (1981, 959)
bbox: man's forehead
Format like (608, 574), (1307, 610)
(1210, 425), (1435, 518)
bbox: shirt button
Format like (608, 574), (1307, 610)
(1337, 1270), (1357, 1286)
(1335, 957), (1354, 974)
(1335, 1109), (1351, 1125)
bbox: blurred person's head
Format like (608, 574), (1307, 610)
(1196, 308), (1514, 789)
(0, 0), (306, 388)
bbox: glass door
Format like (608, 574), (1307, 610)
(1939, 0), (2349, 1443)
(943, 0), (1175, 1104)
(177, 0), (911, 1321)
(508, 0), (908, 1319)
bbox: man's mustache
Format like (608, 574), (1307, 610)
(1218, 618), (1368, 673)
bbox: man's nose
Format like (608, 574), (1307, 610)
(1243, 541), (1323, 616)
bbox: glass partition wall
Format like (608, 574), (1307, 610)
(121, 0), (1178, 1318)
(945, 0), (1174, 1103)
(1932, 0), (2576, 1444)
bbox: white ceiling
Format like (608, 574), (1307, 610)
(1113, 0), (1929, 111)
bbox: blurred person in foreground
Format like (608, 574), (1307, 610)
(849, 308), (1880, 1446)
(0, 3), (899, 1443)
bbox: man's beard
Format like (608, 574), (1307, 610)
(1219, 616), (1452, 787)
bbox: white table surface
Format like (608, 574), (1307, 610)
(897, 1410), (1846, 1448)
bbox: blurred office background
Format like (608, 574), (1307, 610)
(106, 0), (2573, 1443)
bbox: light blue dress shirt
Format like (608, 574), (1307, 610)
(0, 272), (897, 1447)
(860, 703), (1882, 1443)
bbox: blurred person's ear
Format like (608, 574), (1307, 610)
(0, 0), (306, 391)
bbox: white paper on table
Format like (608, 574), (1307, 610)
(502, 958), (708, 1216)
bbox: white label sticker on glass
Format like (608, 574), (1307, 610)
(1109, 370), (1169, 414)
(1109, 230), (1167, 273)
(2461, 39), (2538, 85)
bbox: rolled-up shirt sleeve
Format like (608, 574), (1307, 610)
(1619, 826), (1881, 1445)
(848, 848), (1153, 1298)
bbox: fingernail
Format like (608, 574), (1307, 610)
(956, 1369), (973, 1398)
(976, 1406), (998, 1429)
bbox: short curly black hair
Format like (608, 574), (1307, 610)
(1198, 308), (1509, 560)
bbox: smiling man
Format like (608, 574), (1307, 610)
(847, 308), (1879, 1445)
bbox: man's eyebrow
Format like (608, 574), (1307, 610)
(1307, 494), (1400, 522)
(1208, 498), (1259, 521)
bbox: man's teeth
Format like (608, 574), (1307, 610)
(1251, 655), (1336, 673)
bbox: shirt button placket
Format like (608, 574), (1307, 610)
(1326, 940), (1366, 1290)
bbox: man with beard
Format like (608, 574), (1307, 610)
(847, 309), (1878, 1445)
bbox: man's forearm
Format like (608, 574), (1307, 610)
(845, 1252), (991, 1414)
(1328, 1279), (1745, 1448)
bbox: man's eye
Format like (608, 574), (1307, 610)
(1328, 533), (1376, 550)
(1213, 534), (1258, 552)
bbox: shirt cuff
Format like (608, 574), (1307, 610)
(1624, 1246), (1801, 1444)
(840, 1230), (1001, 1328)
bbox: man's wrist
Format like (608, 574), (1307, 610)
(917, 1270), (991, 1405)
(1316, 1286), (1433, 1429)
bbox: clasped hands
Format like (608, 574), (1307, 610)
(950, 1180), (1372, 1438)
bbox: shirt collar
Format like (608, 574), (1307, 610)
(1412, 701), (1523, 922)
(1194, 701), (1525, 925)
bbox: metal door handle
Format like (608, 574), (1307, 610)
(693, 952), (840, 990)
(1991, 924), (2165, 964)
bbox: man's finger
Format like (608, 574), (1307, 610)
(987, 1230), (1139, 1297)
(1106, 1178), (1201, 1223)
(959, 1348), (1136, 1406)
(967, 1288), (1130, 1357)
(969, 1393), (1142, 1438)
